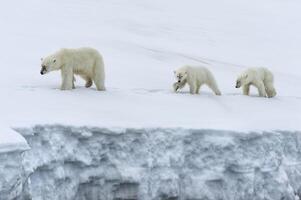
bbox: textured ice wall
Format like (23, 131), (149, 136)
(11, 126), (301, 200)
(0, 150), (25, 200)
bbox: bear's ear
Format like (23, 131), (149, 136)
(184, 71), (187, 74)
(244, 74), (248, 79)
(40, 58), (43, 61)
(173, 70), (176, 74)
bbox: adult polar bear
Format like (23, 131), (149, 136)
(236, 67), (276, 98)
(40, 47), (105, 91)
(174, 65), (221, 95)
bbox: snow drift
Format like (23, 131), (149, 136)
(1, 126), (300, 200)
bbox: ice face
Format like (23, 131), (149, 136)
(0, 126), (300, 200)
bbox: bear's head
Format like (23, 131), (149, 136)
(235, 73), (248, 88)
(174, 68), (188, 84)
(40, 54), (62, 75)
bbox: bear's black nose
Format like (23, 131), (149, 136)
(178, 80), (181, 83)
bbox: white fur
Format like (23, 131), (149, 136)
(41, 47), (105, 91)
(236, 67), (276, 98)
(174, 65), (221, 95)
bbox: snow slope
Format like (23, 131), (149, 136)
(0, 0), (300, 132)
(0, 125), (28, 153)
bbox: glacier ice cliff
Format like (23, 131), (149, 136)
(1, 125), (301, 200)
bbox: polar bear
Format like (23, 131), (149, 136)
(174, 65), (221, 95)
(40, 47), (105, 91)
(235, 67), (276, 98)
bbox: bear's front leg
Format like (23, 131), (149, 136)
(196, 84), (201, 94)
(173, 82), (180, 92)
(242, 84), (250, 95)
(173, 80), (187, 92)
(189, 83), (197, 94)
(61, 68), (74, 90)
(72, 76), (76, 89)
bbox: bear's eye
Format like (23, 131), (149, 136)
(53, 59), (56, 63)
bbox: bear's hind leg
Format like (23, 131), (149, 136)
(86, 79), (93, 88)
(207, 82), (221, 96)
(196, 84), (201, 94)
(255, 81), (267, 97)
(80, 75), (93, 88)
(93, 76), (105, 91)
(93, 60), (105, 91)
(265, 82), (277, 98)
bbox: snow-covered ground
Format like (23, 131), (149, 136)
(0, 0), (300, 133)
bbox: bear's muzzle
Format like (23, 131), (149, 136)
(40, 66), (47, 75)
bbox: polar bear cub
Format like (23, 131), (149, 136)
(174, 65), (221, 95)
(236, 67), (276, 98)
(40, 47), (105, 91)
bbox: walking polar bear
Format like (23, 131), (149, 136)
(236, 67), (276, 98)
(173, 65), (221, 95)
(40, 47), (105, 91)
